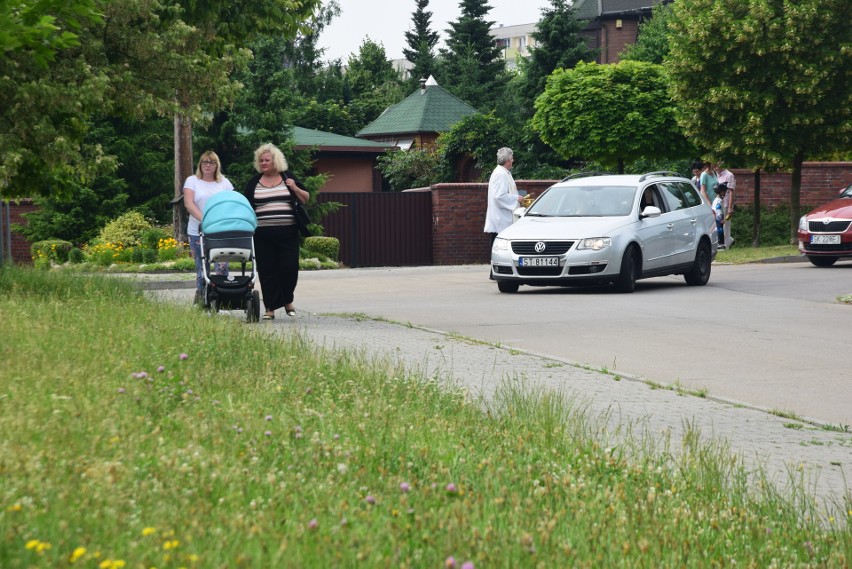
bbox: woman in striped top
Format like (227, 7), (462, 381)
(242, 143), (310, 320)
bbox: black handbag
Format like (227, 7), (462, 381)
(293, 200), (311, 237)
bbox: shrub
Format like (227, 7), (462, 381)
(141, 226), (171, 250)
(86, 242), (125, 266)
(731, 203), (807, 246)
(31, 240), (72, 266)
(96, 211), (154, 248)
(157, 237), (180, 261)
(141, 249), (158, 264)
(304, 236), (339, 261)
(68, 248), (85, 264)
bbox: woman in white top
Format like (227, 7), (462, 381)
(183, 150), (234, 298)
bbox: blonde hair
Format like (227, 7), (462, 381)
(195, 150), (223, 182)
(253, 143), (289, 173)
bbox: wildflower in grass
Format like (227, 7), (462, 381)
(163, 539), (180, 550)
(157, 366), (165, 373)
(117, 388), (125, 394)
(365, 495), (376, 505)
(142, 527), (157, 537)
(293, 425), (303, 439)
(446, 483), (457, 494)
(69, 547), (87, 563)
(337, 463), (347, 474)
(308, 519), (318, 530)
(264, 431), (272, 437)
(462, 562), (474, 569)
(400, 482), (410, 493)
(265, 415), (272, 421)
(7, 504), (22, 512)
(445, 557), (456, 568)
(179, 353), (188, 360)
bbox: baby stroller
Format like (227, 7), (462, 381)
(199, 192), (260, 322)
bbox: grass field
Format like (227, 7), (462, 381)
(0, 267), (849, 568)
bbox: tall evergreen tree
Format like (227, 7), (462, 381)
(439, 0), (506, 111)
(402, 0), (440, 90)
(521, 0), (592, 107)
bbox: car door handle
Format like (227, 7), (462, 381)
(666, 223), (675, 230)
(690, 218), (698, 224)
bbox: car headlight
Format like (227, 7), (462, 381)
(798, 216), (808, 232)
(493, 237), (510, 251)
(577, 237), (612, 251)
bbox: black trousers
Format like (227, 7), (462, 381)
(254, 225), (300, 311)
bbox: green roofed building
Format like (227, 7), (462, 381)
(356, 76), (477, 150)
(292, 126), (393, 193)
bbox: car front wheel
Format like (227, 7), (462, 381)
(497, 280), (519, 293)
(808, 255), (838, 267)
(684, 241), (711, 286)
(613, 245), (639, 293)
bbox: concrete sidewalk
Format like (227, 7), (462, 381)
(147, 283), (850, 520)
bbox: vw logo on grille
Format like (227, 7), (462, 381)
(534, 241), (546, 253)
(823, 217), (832, 225)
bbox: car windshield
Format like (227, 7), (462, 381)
(841, 185), (852, 198)
(527, 185), (636, 217)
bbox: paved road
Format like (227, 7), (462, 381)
(296, 261), (852, 427)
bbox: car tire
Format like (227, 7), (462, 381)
(807, 255), (838, 267)
(497, 280), (520, 293)
(613, 245), (639, 293)
(684, 241), (711, 286)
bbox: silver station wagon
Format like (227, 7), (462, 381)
(491, 172), (718, 293)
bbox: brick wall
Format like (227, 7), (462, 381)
(730, 163), (852, 209)
(431, 180), (556, 265)
(1, 199), (37, 264)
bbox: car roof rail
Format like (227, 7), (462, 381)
(638, 171), (683, 182)
(559, 171), (613, 182)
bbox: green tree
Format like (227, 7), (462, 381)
(496, 0), (591, 177)
(532, 61), (690, 173)
(0, 0), (109, 195)
(377, 148), (443, 191)
(619, 2), (675, 64)
(346, 39), (407, 128)
(439, 0), (506, 110)
(438, 112), (520, 181)
(667, 0), (851, 243)
(402, 0), (440, 90)
(520, 0), (592, 106)
(0, 0), (100, 64)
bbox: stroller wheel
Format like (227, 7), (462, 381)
(203, 283), (219, 312)
(246, 290), (260, 322)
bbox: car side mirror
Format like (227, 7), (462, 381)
(512, 206), (526, 223)
(640, 206), (662, 218)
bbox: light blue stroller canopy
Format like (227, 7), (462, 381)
(201, 191), (257, 234)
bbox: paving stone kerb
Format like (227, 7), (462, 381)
(147, 285), (851, 520)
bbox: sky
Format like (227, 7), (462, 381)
(318, 0), (553, 62)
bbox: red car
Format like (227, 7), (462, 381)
(797, 183), (852, 267)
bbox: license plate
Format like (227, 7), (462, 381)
(811, 234), (840, 244)
(519, 256), (559, 267)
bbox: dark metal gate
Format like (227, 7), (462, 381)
(316, 192), (433, 267)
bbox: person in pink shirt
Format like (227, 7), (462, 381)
(715, 161), (736, 247)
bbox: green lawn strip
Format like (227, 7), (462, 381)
(0, 268), (849, 567)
